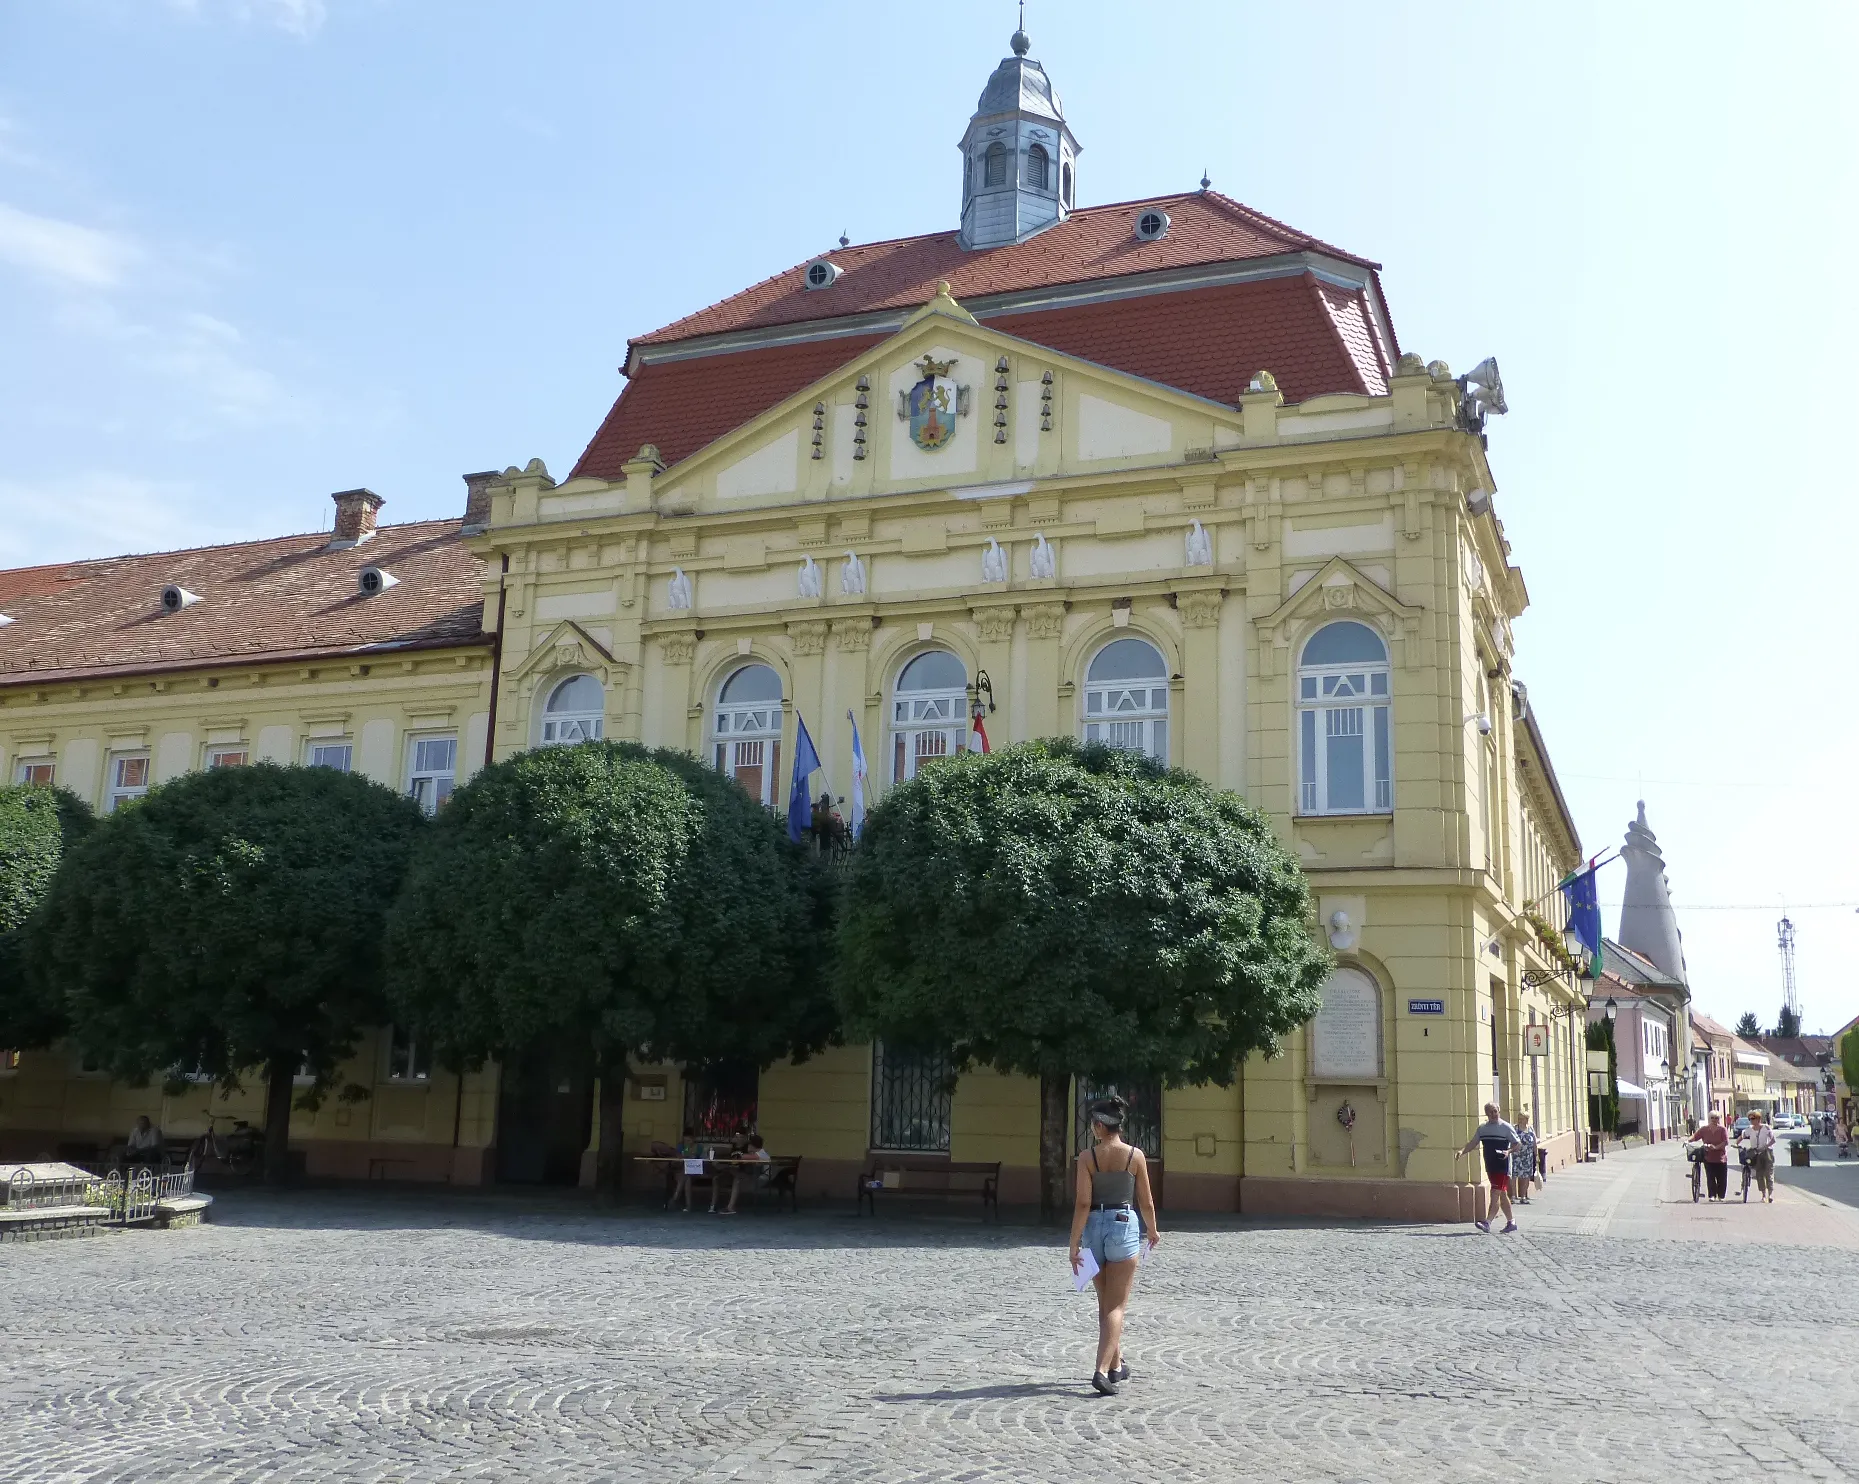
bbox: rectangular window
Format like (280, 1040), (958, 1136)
(13, 760), (54, 787)
(683, 1062), (759, 1143)
(105, 754), (150, 812)
(407, 735), (457, 815)
(0, 1049), (21, 1074)
(207, 747), (249, 769)
(1073, 1080), (1162, 1158)
(308, 742), (353, 772)
(870, 1042), (953, 1152)
(385, 1026), (432, 1082)
(1298, 700), (1391, 816)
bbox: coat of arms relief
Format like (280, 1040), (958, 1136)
(898, 355), (971, 450)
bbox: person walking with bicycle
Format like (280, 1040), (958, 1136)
(1695, 1111), (1730, 1200)
(1738, 1109), (1776, 1203)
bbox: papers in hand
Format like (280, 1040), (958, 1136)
(683, 1158), (705, 1175)
(1071, 1247), (1100, 1291)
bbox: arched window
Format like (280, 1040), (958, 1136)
(1297, 621), (1390, 815)
(1026, 143), (1050, 191)
(541, 674), (604, 745)
(1083, 637), (1168, 761)
(713, 663), (783, 807)
(984, 142), (1009, 188)
(1061, 161), (1073, 206)
(891, 649), (968, 782)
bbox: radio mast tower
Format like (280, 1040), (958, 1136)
(1778, 915), (1799, 1019)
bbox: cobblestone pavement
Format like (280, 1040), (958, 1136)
(6, 1147), (1859, 1483)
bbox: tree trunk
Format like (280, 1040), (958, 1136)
(263, 1053), (296, 1186)
(595, 1046), (628, 1202)
(1038, 1071), (1071, 1224)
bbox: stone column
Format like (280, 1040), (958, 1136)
(786, 619), (830, 811)
(656, 633), (696, 751)
(827, 618), (872, 805)
(1021, 602), (1066, 741)
(1177, 588), (1223, 780)
(971, 604), (1017, 744)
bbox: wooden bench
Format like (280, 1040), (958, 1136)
(645, 1147), (802, 1212)
(857, 1155), (1000, 1219)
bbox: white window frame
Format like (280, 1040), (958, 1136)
(890, 651), (968, 783)
(1081, 637), (1170, 762)
(712, 665), (783, 808)
(384, 1025), (432, 1083)
(406, 734), (458, 815)
(105, 752), (151, 812)
(206, 745), (249, 769)
(540, 674), (605, 746)
(1296, 623), (1392, 816)
(307, 741), (353, 772)
(13, 758), (55, 787)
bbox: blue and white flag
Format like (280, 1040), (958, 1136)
(847, 710), (868, 839)
(786, 713), (823, 843)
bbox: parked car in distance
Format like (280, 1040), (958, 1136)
(1732, 1116), (1752, 1137)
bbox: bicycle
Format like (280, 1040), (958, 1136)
(1686, 1141), (1705, 1203)
(188, 1114), (260, 1178)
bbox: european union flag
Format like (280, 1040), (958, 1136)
(1560, 864), (1604, 975)
(786, 713), (822, 843)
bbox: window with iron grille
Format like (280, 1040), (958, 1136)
(1074, 1080), (1162, 1158)
(683, 1061), (759, 1143)
(870, 1042), (953, 1152)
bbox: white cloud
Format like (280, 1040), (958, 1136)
(0, 473), (232, 566)
(164, 0), (328, 38)
(0, 202), (139, 288)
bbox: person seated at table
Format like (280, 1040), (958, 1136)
(123, 1115), (164, 1168)
(715, 1134), (772, 1216)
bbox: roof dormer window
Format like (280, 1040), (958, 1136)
(1134, 209), (1170, 242)
(803, 259), (841, 290)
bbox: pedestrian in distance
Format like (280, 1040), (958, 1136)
(1068, 1096), (1160, 1397)
(1737, 1110), (1776, 1203)
(1456, 1103), (1521, 1233)
(1695, 1111), (1730, 1199)
(1511, 1113), (1540, 1203)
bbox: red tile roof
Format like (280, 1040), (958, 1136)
(574, 273), (1392, 479)
(0, 520), (487, 686)
(635, 191), (1376, 346)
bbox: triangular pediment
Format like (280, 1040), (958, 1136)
(507, 620), (619, 685)
(645, 287), (1248, 512)
(1261, 558), (1425, 674)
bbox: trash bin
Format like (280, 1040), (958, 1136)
(1791, 1141), (1811, 1167)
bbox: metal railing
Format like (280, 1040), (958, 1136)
(2, 1163), (195, 1226)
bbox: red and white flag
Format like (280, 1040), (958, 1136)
(967, 713), (991, 754)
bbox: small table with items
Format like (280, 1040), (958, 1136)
(634, 1153), (800, 1211)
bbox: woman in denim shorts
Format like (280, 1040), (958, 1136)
(1067, 1095), (1161, 1395)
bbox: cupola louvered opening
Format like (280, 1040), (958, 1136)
(984, 142), (1009, 188)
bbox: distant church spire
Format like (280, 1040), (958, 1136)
(958, 22), (1079, 250)
(1617, 800), (1688, 985)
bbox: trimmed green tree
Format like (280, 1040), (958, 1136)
(1842, 1031), (1859, 1108)
(835, 738), (1333, 1220)
(385, 741), (837, 1195)
(28, 763), (425, 1183)
(0, 784), (94, 1048)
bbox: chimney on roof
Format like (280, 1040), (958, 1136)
(328, 488), (383, 548)
(461, 471), (499, 532)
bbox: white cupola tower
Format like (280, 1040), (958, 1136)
(958, 24), (1079, 250)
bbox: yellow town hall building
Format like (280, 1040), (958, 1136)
(1, 29), (1588, 1217)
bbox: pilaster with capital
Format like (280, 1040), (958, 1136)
(1176, 588), (1224, 779)
(1020, 602), (1065, 740)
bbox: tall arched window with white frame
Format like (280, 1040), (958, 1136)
(1082, 636), (1169, 761)
(712, 663), (783, 807)
(540, 674), (604, 745)
(891, 650), (968, 782)
(1296, 621), (1391, 815)
(1026, 142), (1050, 190)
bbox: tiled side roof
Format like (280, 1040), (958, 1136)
(634, 191), (1378, 346)
(1600, 939), (1685, 990)
(1692, 1012), (1735, 1041)
(0, 520), (487, 686)
(572, 274), (1385, 480)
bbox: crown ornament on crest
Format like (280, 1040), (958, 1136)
(916, 354), (957, 379)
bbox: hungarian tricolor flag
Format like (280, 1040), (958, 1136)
(966, 713), (991, 754)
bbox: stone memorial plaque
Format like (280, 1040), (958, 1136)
(1312, 968), (1381, 1080)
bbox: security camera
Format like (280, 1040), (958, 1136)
(1476, 713), (1493, 736)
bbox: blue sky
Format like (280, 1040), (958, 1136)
(4, 1), (1856, 1032)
